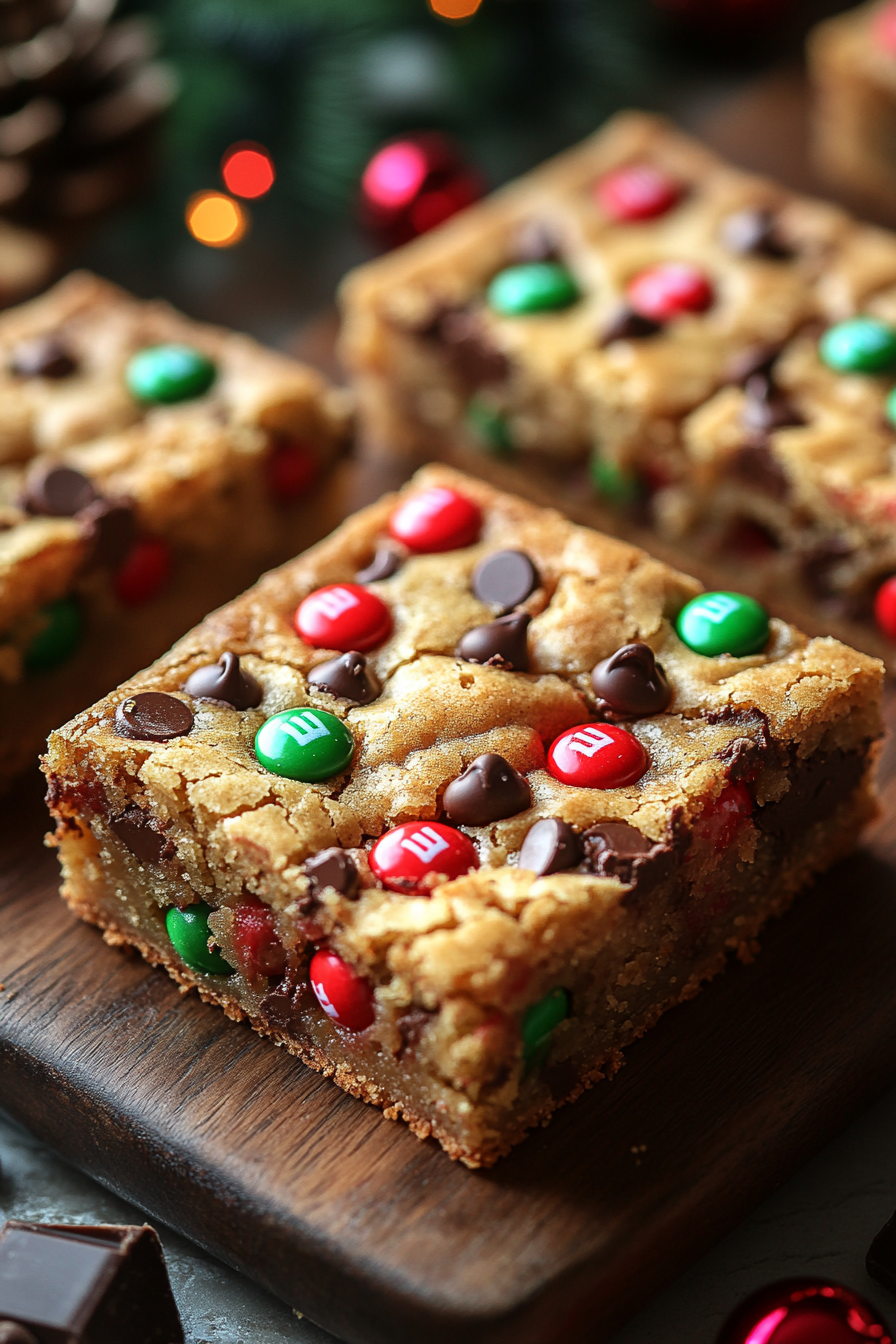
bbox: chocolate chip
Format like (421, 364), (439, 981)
(23, 464), (97, 517)
(356, 544), (402, 584)
(591, 643), (671, 717)
(725, 343), (781, 386)
(512, 219), (560, 263)
(305, 847), (359, 899)
(471, 549), (539, 610)
(10, 333), (77, 378)
(110, 803), (174, 864)
(397, 1005), (434, 1050)
(77, 497), (137, 568)
(600, 304), (663, 346)
(457, 610), (530, 671)
(442, 753), (531, 827)
(518, 817), (583, 876)
(583, 821), (671, 893)
(433, 308), (509, 387)
(727, 443), (790, 500)
(721, 208), (791, 259)
(184, 652), (262, 709)
(307, 650), (380, 704)
(741, 374), (804, 434)
(114, 692), (194, 742)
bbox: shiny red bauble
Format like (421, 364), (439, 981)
(114, 536), (172, 606)
(875, 4), (896, 56)
(595, 164), (682, 223)
(547, 723), (648, 789)
(388, 486), (481, 553)
(232, 896), (287, 980)
(874, 575), (896, 640)
(267, 440), (317, 501)
(370, 822), (480, 893)
(360, 133), (483, 247)
(627, 261), (713, 322)
(309, 949), (375, 1032)
(295, 583), (392, 652)
(716, 1278), (892, 1344)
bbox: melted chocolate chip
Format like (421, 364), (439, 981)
(471, 549), (539, 610)
(591, 643), (671, 717)
(512, 219), (560, 263)
(185, 652), (262, 709)
(725, 343), (781, 386)
(307, 650), (380, 704)
(518, 817), (583, 876)
(755, 746), (865, 839)
(397, 1005), (435, 1050)
(77, 497), (137, 568)
(442, 753), (531, 827)
(305, 847), (359, 899)
(720, 208), (791, 259)
(432, 308), (509, 387)
(727, 442), (790, 500)
(110, 804), (174, 864)
(258, 966), (314, 1038)
(600, 304), (663, 346)
(457, 610), (530, 671)
(114, 692), (194, 742)
(10, 333), (77, 378)
(741, 374), (804, 434)
(582, 821), (672, 894)
(356, 544), (402, 584)
(23, 464), (97, 517)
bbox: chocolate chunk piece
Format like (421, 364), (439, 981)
(22, 464), (97, 517)
(720, 208), (791, 259)
(356, 544), (402, 583)
(184, 652), (262, 709)
(259, 966), (314, 1039)
(755, 746), (865, 839)
(307, 651), (380, 704)
(432, 308), (509, 387)
(591, 643), (672, 717)
(443, 753), (531, 826)
(741, 373), (804, 435)
(397, 1005), (435, 1050)
(110, 804), (174, 865)
(0, 1220), (184, 1344)
(518, 817), (583, 876)
(457, 610), (530, 671)
(306, 847), (359, 899)
(77, 498), (137, 569)
(725, 343), (781, 386)
(9, 333), (77, 378)
(600, 304), (663, 346)
(471, 549), (539, 610)
(582, 822), (673, 895)
(727, 442), (790, 500)
(114, 692), (194, 742)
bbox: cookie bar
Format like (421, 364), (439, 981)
(43, 466), (882, 1167)
(0, 270), (350, 787)
(338, 110), (896, 664)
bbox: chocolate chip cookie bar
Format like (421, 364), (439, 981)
(43, 466), (883, 1167)
(338, 110), (896, 665)
(0, 269), (350, 787)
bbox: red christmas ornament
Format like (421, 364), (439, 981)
(309, 949), (375, 1032)
(295, 583), (392, 652)
(232, 896), (287, 980)
(370, 822), (480, 893)
(874, 4), (896, 56)
(717, 1279), (891, 1344)
(595, 164), (682, 223)
(627, 261), (713, 322)
(388, 486), (481, 553)
(360, 133), (484, 246)
(267, 440), (317, 501)
(115, 537), (172, 606)
(547, 723), (648, 790)
(875, 575), (896, 639)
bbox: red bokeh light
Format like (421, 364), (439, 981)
(221, 143), (275, 199)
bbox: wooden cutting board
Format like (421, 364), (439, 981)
(3, 681), (896, 1344)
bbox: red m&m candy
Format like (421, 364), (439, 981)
(595, 164), (682, 222)
(388, 486), (481, 553)
(309, 949), (375, 1032)
(874, 2), (896, 55)
(232, 895), (287, 979)
(267, 440), (317, 501)
(115, 536), (172, 606)
(370, 821), (479, 893)
(875, 574), (896, 640)
(547, 723), (648, 789)
(627, 262), (713, 322)
(295, 583), (392, 651)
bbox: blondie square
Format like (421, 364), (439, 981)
(0, 270), (350, 786)
(43, 466), (882, 1166)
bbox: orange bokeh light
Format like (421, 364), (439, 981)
(186, 191), (247, 247)
(428, 0), (482, 18)
(222, 143), (275, 199)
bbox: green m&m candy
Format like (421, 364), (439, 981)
(166, 902), (233, 976)
(522, 986), (570, 1063)
(487, 262), (580, 317)
(25, 596), (82, 672)
(255, 707), (355, 781)
(466, 393), (513, 456)
(126, 344), (216, 404)
(885, 385), (896, 429)
(589, 450), (640, 507)
(676, 591), (770, 658)
(819, 318), (896, 375)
